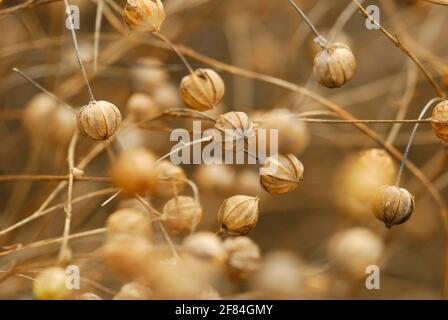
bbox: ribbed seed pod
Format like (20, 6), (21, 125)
(313, 42), (356, 88)
(24, 93), (76, 145)
(78, 100), (122, 140)
(371, 185), (414, 228)
(260, 154), (304, 194)
(153, 160), (186, 198)
(213, 111), (255, 147)
(106, 208), (152, 238)
(218, 195), (259, 235)
(123, 0), (165, 32)
(33, 267), (70, 300)
(110, 148), (157, 195)
(162, 196), (203, 234)
(431, 100), (448, 142)
(132, 57), (169, 92)
(126, 92), (159, 121)
(182, 232), (227, 263)
(180, 68), (225, 111)
(223, 236), (261, 281)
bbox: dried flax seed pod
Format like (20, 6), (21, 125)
(33, 267), (70, 300)
(106, 208), (152, 238)
(431, 100), (448, 142)
(78, 100), (122, 140)
(124, 0), (165, 32)
(328, 227), (384, 278)
(153, 160), (186, 198)
(182, 232), (227, 263)
(126, 92), (159, 121)
(260, 154), (304, 194)
(313, 42), (356, 88)
(110, 148), (157, 195)
(213, 111), (255, 147)
(113, 282), (153, 300)
(24, 93), (76, 145)
(132, 57), (169, 92)
(162, 196), (203, 234)
(371, 185), (414, 228)
(218, 195), (259, 235)
(223, 236), (261, 281)
(180, 68), (225, 111)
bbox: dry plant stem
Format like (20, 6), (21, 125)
(0, 228), (106, 258)
(94, 0), (104, 72)
(58, 130), (79, 263)
(423, 0), (448, 5)
(0, 188), (116, 237)
(152, 32), (194, 74)
(135, 195), (179, 259)
(155, 135), (214, 165)
(328, 0), (366, 42)
(294, 118), (431, 124)
(287, 0), (327, 47)
(63, 0), (95, 101)
(395, 98), (443, 186)
(351, 0), (446, 98)
(0, 0), (59, 16)
(0, 175), (111, 183)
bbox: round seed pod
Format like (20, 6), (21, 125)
(223, 236), (261, 281)
(77, 100), (122, 140)
(126, 92), (159, 121)
(259, 154), (304, 194)
(152, 82), (182, 109)
(252, 108), (309, 155)
(102, 235), (152, 277)
(218, 195), (259, 235)
(213, 111), (255, 148)
(153, 160), (186, 198)
(335, 148), (396, 221)
(24, 93), (76, 145)
(327, 227), (384, 278)
(33, 267), (70, 300)
(182, 232), (227, 263)
(123, 0), (165, 32)
(313, 42), (356, 88)
(106, 208), (152, 238)
(249, 251), (304, 298)
(162, 196), (203, 234)
(113, 282), (153, 300)
(194, 164), (236, 194)
(180, 68), (225, 111)
(132, 57), (169, 92)
(371, 185), (414, 229)
(110, 148), (157, 195)
(431, 100), (448, 142)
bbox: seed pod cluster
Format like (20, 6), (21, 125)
(106, 208), (152, 238)
(162, 196), (203, 234)
(182, 232), (227, 263)
(78, 100), (122, 140)
(110, 148), (157, 195)
(218, 195), (259, 235)
(371, 185), (414, 228)
(223, 236), (261, 281)
(431, 100), (448, 142)
(259, 154), (304, 194)
(24, 93), (76, 145)
(313, 42), (356, 88)
(180, 68), (225, 111)
(33, 267), (70, 300)
(123, 0), (165, 32)
(153, 160), (186, 198)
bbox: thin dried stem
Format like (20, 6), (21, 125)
(0, 175), (112, 183)
(93, 0), (104, 72)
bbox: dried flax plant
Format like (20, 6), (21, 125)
(0, 0), (448, 300)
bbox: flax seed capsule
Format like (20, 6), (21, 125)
(123, 0), (165, 32)
(106, 208), (152, 238)
(153, 160), (186, 198)
(371, 185), (414, 228)
(182, 232), (227, 263)
(223, 236), (261, 281)
(33, 267), (70, 300)
(78, 100), (122, 140)
(431, 100), (448, 142)
(259, 154), (304, 194)
(162, 196), (203, 234)
(218, 195), (259, 235)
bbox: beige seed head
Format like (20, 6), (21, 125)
(123, 0), (165, 32)
(213, 111), (255, 147)
(113, 282), (153, 300)
(132, 57), (169, 92)
(162, 196), (203, 234)
(218, 195), (259, 235)
(182, 231), (227, 263)
(371, 185), (414, 228)
(223, 236), (261, 281)
(313, 42), (356, 88)
(106, 208), (152, 238)
(24, 93), (76, 145)
(431, 100), (448, 142)
(194, 164), (236, 194)
(77, 100), (122, 140)
(33, 267), (70, 300)
(153, 160), (186, 198)
(110, 148), (157, 195)
(180, 68), (225, 111)
(328, 227), (384, 278)
(126, 92), (159, 121)
(260, 154), (304, 194)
